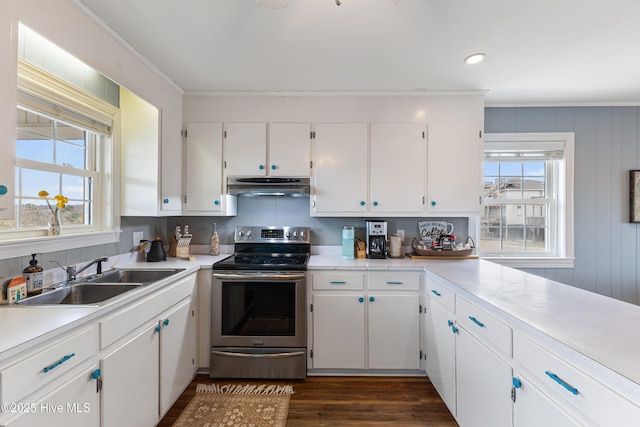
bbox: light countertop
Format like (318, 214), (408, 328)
(310, 255), (640, 403)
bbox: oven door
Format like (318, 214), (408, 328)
(211, 271), (306, 348)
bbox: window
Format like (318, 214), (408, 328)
(0, 57), (120, 258)
(479, 133), (574, 268)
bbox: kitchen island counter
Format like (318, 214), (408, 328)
(309, 254), (640, 407)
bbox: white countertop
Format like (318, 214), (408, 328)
(0, 254), (227, 363)
(310, 255), (640, 402)
(2, 251), (639, 404)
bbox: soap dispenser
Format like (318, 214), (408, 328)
(23, 254), (44, 296)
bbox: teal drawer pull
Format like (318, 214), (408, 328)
(545, 371), (579, 395)
(369, 296), (375, 302)
(329, 281), (347, 285)
(155, 325), (162, 333)
(163, 319), (170, 326)
(431, 290), (442, 297)
(43, 353), (76, 373)
(359, 297), (364, 303)
(468, 316), (485, 328)
(386, 281), (403, 285)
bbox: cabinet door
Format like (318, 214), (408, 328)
(159, 108), (183, 213)
(370, 123), (425, 214)
(159, 298), (197, 416)
(424, 299), (457, 415)
(368, 294), (421, 369)
(513, 375), (581, 427)
(1, 367), (100, 427)
(120, 87), (161, 216)
(312, 294), (365, 369)
(102, 323), (159, 427)
(269, 123), (311, 177)
(456, 325), (512, 427)
(312, 123), (368, 215)
(427, 122), (482, 214)
(224, 123), (267, 176)
(184, 122), (224, 212)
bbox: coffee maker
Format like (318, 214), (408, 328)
(365, 220), (387, 259)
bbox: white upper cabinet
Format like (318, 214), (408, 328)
(370, 123), (425, 215)
(426, 122), (483, 215)
(223, 122), (267, 176)
(268, 123), (311, 176)
(312, 123), (369, 215)
(224, 122), (311, 177)
(120, 87), (182, 216)
(312, 123), (425, 217)
(183, 122), (236, 215)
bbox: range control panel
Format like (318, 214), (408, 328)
(234, 226), (310, 244)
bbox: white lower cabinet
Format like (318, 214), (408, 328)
(1, 365), (101, 427)
(456, 324), (513, 427)
(102, 323), (160, 427)
(310, 271), (421, 372)
(512, 373), (581, 427)
(424, 297), (456, 415)
(159, 298), (197, 416)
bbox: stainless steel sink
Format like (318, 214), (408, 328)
(87, 268), (184, 285)
(15, 283), (141, 306)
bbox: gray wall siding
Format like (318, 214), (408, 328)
(486, 107), (640, 305)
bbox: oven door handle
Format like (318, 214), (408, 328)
(213, 272), (306, 281)
(211, 350), (305, 359)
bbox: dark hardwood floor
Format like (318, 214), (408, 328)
(158, 374), (458, 426)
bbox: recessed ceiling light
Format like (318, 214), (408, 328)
(464, 53), (486, 65)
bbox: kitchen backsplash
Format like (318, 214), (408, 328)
(0, 197), (468, 282)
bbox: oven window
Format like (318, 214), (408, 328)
(221, 282), (296, 337)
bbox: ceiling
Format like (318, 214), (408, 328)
(73, 0), (640, 106)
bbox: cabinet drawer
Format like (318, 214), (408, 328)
(312, 273), (364, 290)
(0, 327), (96, 404)
(368, 272), (420, 291)
(456, 297), (512, 357)
(100, 273), (196, 349)
(426, 278), (455, 313)
(514, 333), (640, 426)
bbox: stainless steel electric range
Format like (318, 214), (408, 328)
(210, 226), (310, 379)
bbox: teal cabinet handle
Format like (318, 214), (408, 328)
(468, 316), (485, 328)
(155, 325), (162, 333)
(431, 201), (436, 206)
(271, 164), (276, 170)
(512, 377), (521, 389)
(359, 297), (364, 303)
(163, 319), (170, 326)
(214, 200), (220, 205)
(92, 368), (101, 380)
(373, 201), (379, 206)
(43, 353), (76, 373)
(431, 290), (441, 297)
(163, 198), (169, 204)
(259, 164), (265, 170)
(329, 281), (346, 285)
(369, 296), (375, 302)
(0, 185), (6, 195)
(447, 320), (458, 334)
(545, 371), (579, 395)
(360, 201), (365, 206)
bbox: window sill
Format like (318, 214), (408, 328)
(0, 231), (120, 260)
(481, 256), (574, 269)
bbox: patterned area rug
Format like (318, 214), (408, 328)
(172, 383), (294, 427)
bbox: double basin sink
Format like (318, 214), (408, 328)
(16, 268), (185, 306)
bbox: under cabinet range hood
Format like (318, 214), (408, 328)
(226, 177), (310, 197)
